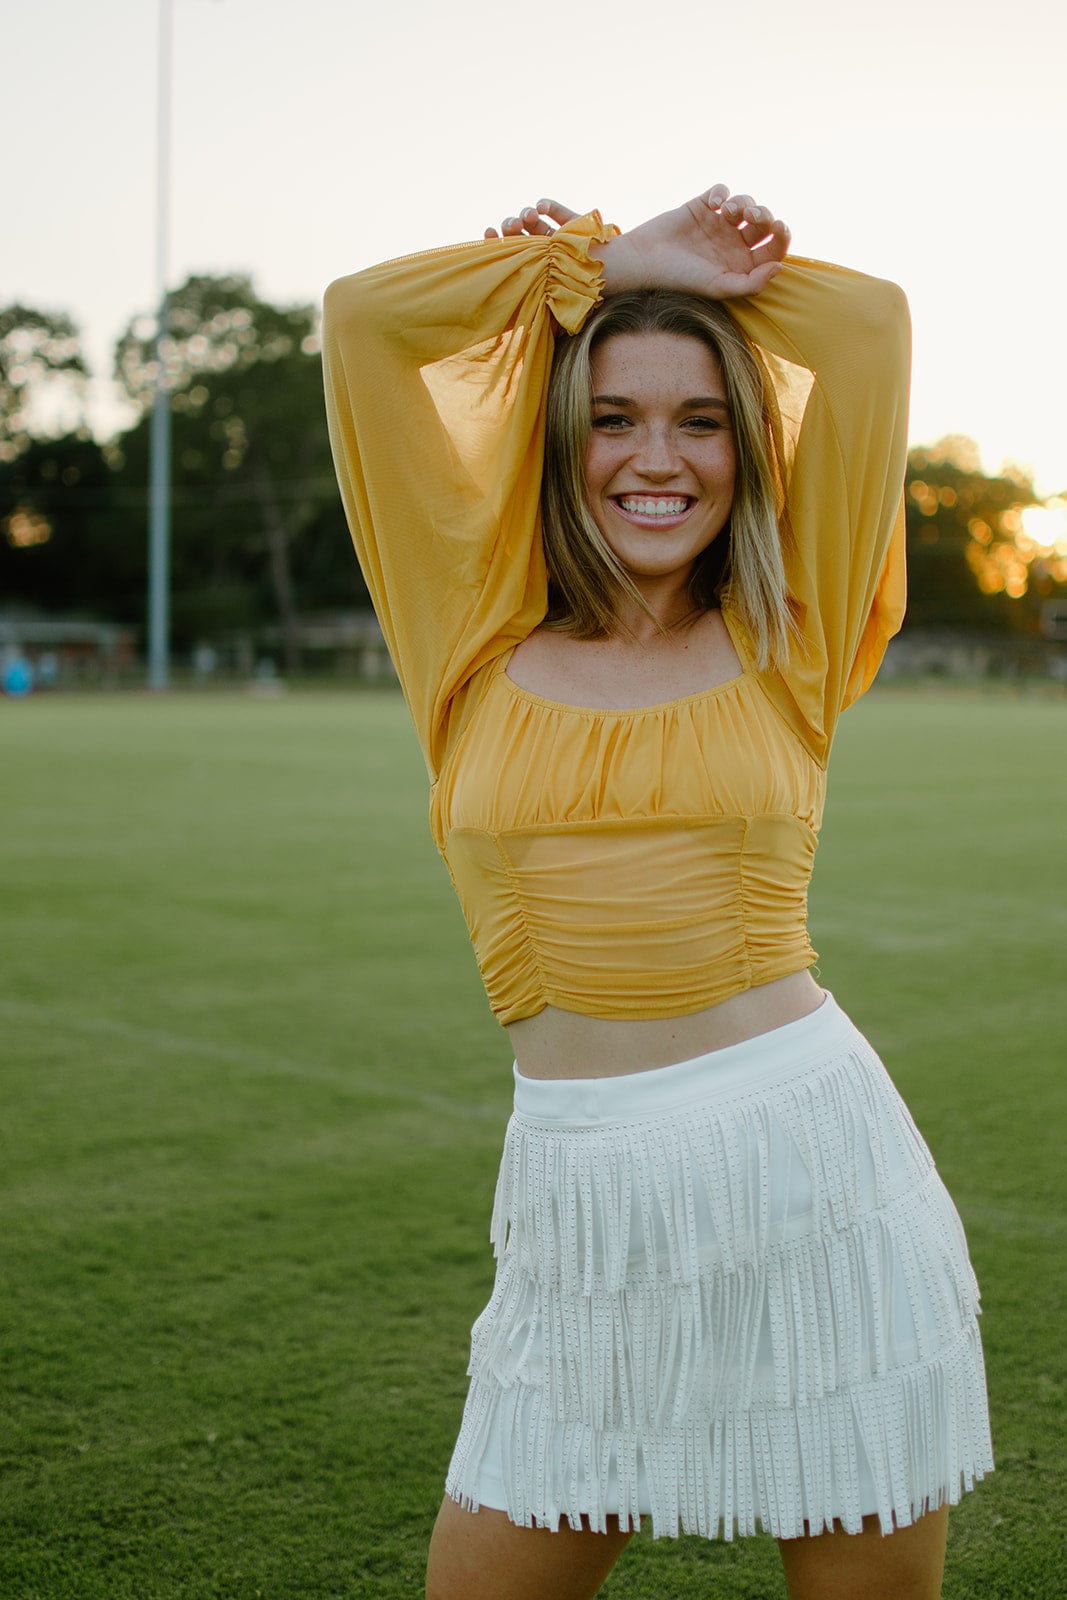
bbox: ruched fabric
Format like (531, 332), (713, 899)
(433, 647), (822, 1022)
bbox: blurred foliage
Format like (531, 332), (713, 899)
(903, 438), (1066, 633)
(2, 283), (364, 657)
(0, 434), (120, 613)
(1, 293), (1065, 656)
(110, 276), (359, 666)
(0, 305), (87, 464)
(115, 274), (315, 411)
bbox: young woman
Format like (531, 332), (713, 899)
(322, 186), (993, 1600)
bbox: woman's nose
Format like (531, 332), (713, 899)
(632, 426), (680, 476)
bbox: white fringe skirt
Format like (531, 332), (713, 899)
(445, 994), (993, 1539)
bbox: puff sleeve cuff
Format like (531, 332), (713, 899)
(545, 210), (621, 332)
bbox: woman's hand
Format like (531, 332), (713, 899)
(485, 189), (790, 301)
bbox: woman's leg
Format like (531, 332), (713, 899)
(426, 1497), (635, 1600)
(777, 1505), (949, 1600)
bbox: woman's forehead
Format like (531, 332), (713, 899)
(590, 330), (726, 396)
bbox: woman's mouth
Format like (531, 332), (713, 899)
(612, 494), (695, 527)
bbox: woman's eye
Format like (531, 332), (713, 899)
(683, 416), (723, 432)
(591, 414), (630, 431)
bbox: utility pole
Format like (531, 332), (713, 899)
(147, 0), (173, 690)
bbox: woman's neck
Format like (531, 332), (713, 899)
(612, 576), (703, 644)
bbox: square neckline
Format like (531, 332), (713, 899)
(499, 606), (752, 717)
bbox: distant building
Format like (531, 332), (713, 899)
(1041, 600), (1067, 644)
(255, 611), (398, 679)
(0, 613), (136, 685)
(881, 627), (1065, 682)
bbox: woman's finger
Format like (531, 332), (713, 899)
(712, 260), (784, 298)
(743, 260), (784, 292)
(519, 206), (554, 236)
(721, 192), (757, 226)
(536, 199), (579, 227)
(702, 183), (731, 211)
(486, 204), (565, 240)
(749, 218), (791, 266)
(736, 204), (778, 248)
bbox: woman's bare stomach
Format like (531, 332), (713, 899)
(507, 969), (826, 1080)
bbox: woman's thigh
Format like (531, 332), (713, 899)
(777, 1505), (949, 1600)
(426, 1497), (635, 1600)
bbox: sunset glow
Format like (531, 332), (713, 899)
(1020, 502), (1067, 555)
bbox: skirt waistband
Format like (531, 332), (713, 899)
(512, 991), (852, 1123)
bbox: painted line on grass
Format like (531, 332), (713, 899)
(951, 1197), (1065, 1242)
(0, 996), (504, 1123)
(6, 998), (1060, 1242)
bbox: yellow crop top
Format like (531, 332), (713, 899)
(322, 212), (910, 1026)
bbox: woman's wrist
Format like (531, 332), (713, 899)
(588, 233), (647, 295)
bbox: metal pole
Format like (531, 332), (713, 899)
(147, 0), (173, 689)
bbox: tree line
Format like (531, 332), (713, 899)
(1, 280), (1064, 669)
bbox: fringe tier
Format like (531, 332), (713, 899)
(445, 1011), (993, 1538)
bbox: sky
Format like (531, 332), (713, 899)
(5, 0), (1066, 494)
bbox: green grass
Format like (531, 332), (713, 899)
(2, 685), (1064, 1599)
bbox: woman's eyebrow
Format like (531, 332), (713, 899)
(591, 394), (731, 411)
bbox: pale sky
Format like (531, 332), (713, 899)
(6, 0), (1065, 492)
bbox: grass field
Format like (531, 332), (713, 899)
(3, 685), (1065, 1600)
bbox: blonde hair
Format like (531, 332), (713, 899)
(541, 289), (793, 672)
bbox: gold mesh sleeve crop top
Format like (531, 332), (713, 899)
(322, 213), (910, 1025)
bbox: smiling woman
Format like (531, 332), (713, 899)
(589, 334), (736, 550)
(321, 186), (993, 1600)
(539, 286), (788, 668)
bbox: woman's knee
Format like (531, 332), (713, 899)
(777, 1504), (950, 1600)
(426, 1496), (633, 1600)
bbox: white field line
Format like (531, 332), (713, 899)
(0, 996), (504, 1123)
(3, 999), (1058, 1238)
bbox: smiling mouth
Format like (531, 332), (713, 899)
(612, 494), (695, 525)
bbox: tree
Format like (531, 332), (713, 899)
(0, 305), (87, 464)
(0, 306), (103, 614)
(903, 438), (1059, 633)
(112, 275), (353, 667)
(0, 434), (120, 615)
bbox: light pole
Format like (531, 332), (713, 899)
(147, 0), (172, 690)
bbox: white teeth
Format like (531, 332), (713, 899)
(619, 496), (690, 517)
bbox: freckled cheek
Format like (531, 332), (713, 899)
(583, 441), (626, 500)
(702, 442), (737, 502)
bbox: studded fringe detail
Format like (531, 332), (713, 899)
(445, 1011), (993, 1538)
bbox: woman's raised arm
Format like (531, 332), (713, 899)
(321, 211), (617, 777)
(726, 257), (910, 758)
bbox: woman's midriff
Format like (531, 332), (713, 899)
(507, 969), (826, 1080)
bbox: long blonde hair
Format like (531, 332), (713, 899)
(541, 289), (793, 671)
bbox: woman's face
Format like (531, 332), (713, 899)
(583, 330), (736, 588)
